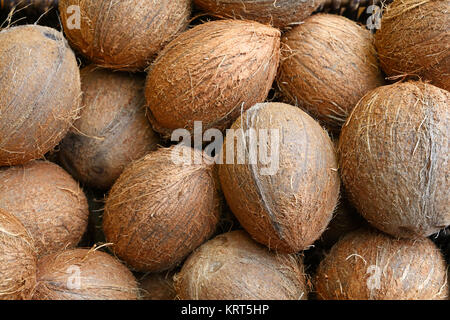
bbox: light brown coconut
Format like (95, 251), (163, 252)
(375, 0), (449, 91)
(33, 248), (139, 300)
(339, 82), (449, 238)
(145, 19), (280, 137)
(58, 66), (160, 190)
(59, 0), (191, 71)
(174, 230), (308, 300)
(0, 25), (81, 167)
(0, 161), (89, 256)
(315, 228), (449, 300)
(140, 272), (177, 300)
(218, 102), (340, 253)
(103, 145), (221, 272)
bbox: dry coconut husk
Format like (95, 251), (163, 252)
(140, 271), (177, 300)
(103, 145), (221, 272)
(0, 25), (80, 167)
(218, 102), (340, 253)
(145, 19), (280, 137)
(0, 161), (89, 256)
(339, 81), (449, 238)
(375, 0), (450, 91)
(278, 14), (385, 131)
(315, 228), (449, 300)
(59, 0), (191, 71)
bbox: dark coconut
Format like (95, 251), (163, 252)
(140, 272), (176, 300)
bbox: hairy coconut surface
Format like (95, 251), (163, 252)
(0, 25), (81, 166)
(339, 82), (449, 238)
(315, 228), (449, 300)
(218, 102), (340, 253)
(145, 19), (280, 137)
(278, 14), (385, 131)
(140, 272), (176, 300)
(375, 0), (449, 91)
(59, 0), (191, 71)
(58, 67), (160, 190)
(0, 161), (89, 256)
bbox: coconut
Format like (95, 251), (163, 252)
(0, 161), (89, 256)
(218, 102), (340, 253)
(33, 248), (139, 300)
(58, 67), (160, 190)
(145, 19), (280, 137)
(58, 0), (191, 71)
(277, 14), (385, 131)
(339, 81), (449, 238)
(0, 25), (81, 167)
(375, 0), (449, 91)
(140, 272), (177, 300)
(315, 228), (449, 300)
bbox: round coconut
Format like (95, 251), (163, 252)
(218, 102), (340, 253)
(0, 161), (89, 256)
(315, 228), (449, 300)
(59, 0), (191, 71)
(0, 209), (37, 300)
(277, 14), (385, 131)
(375, 0), (450, 91)
(0, 25), (81, 167)
(174, 230), (308, 300)
(140, 272), (176, 300)
(339, 82), (449, 238)
(145, 19), (280, 137)
(103, 145), (221, 272)
(33, 248), (138, 300)
(58, 67), (160, 190)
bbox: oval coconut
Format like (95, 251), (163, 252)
(58, 66), (160, 190)
(0, 161), (89, 256)
(315, 228), (449, 300)
(140, 272), (177, 300)
(375, 0), (449, 91)
(339, 82), (449, 238)
(103, 145), (221, 272)
(218, 102), (340, 253)
(59, 0), (191, 71)
(0, 25), (80, 167)
(145, 19), (280, 137)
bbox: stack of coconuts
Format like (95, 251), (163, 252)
(0, 0), (448, 300)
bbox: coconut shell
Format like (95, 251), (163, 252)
(140, 272), (176, 300)
(145, 19), (280, 137)
(315, 228), (449, 300)
(58, 67), (160, 190)
(375, 0), (449, 91)
(0, 25), (81, 167)
(218, 102), (340, 253)
(339, 82), (449, 238)
(0, 161), (89, 256)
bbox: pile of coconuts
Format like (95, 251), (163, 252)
(0, 0), (448, 301)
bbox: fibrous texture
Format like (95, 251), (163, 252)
(140, 272), (176, 300)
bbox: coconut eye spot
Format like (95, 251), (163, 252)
(43, 32), (58, 41)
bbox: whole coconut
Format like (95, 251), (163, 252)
(103, 145), (221, 272)
(0, 161), (89, 256)
(339, 82), (449, 238)
(59, 0), (191, 71)
(145, 19), (280, 137)
(140, 272), (176, 300)
(218, 102), (340, 253)
(0, 25), (81, 166)
(278, 14), (385, 131)
(58, 67), (160, 190)
(315, 229), (449, 300)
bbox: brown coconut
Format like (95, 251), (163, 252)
(59, 0), (191, 71)
(315, 228), (449, 300)
(375, 0), (449, 91)
(0, 161), (89, 256)
(103, 145), (221, 272)
(218, 102), (340, 253)
(58, 67), (160, 190)
(140, 272), (177, 300)
(174, 230), (308, 300)
(0, 209), (37, 300)
(145, 19), (280, 137)
(33, 248), (139, 300)
(0, 25), (81, 167)
(339, 81), (449, 238)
